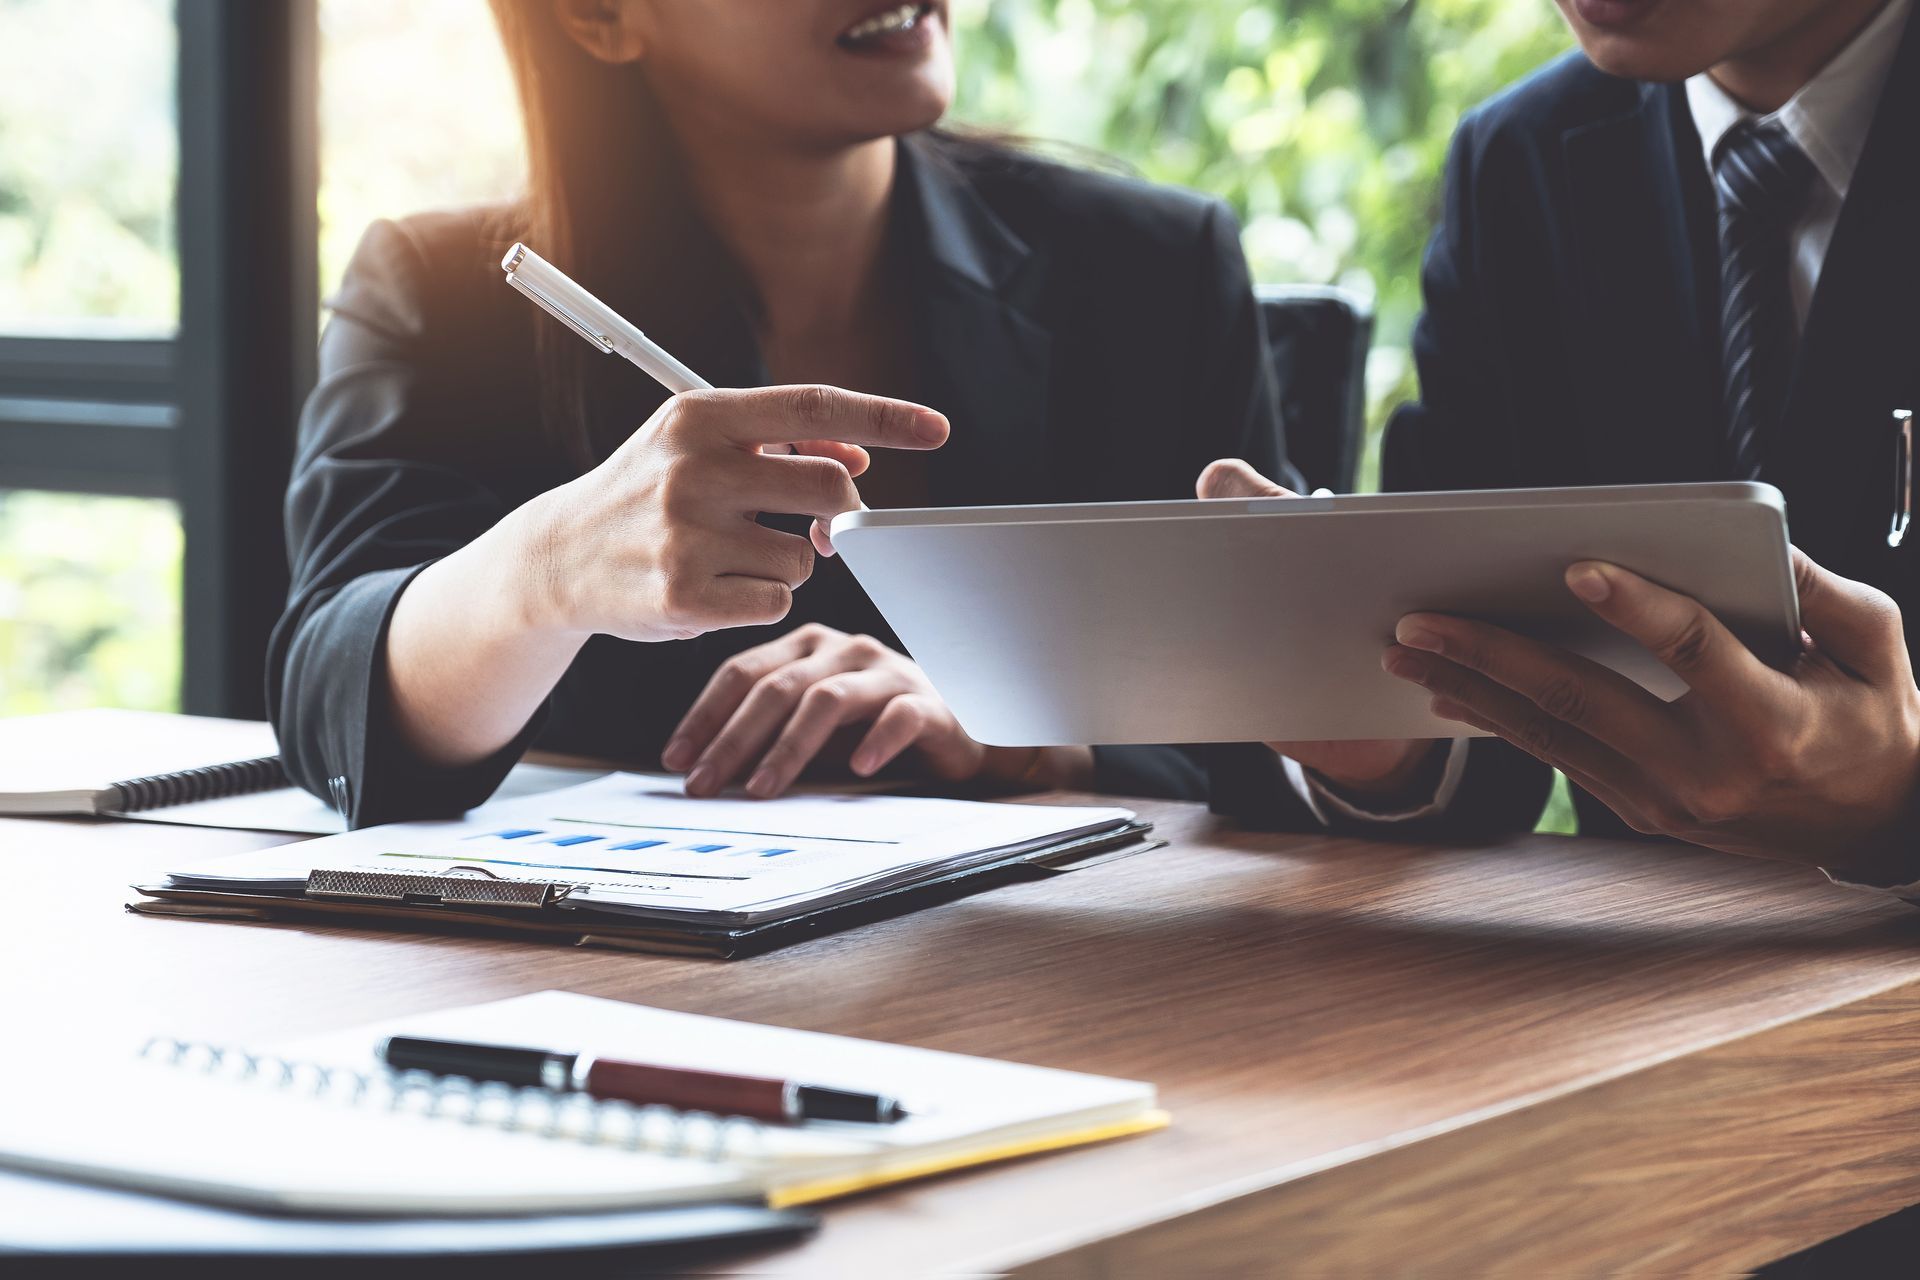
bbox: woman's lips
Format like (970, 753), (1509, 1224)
(1569, 0), (1660, 32)
(837, 3), (939, 57)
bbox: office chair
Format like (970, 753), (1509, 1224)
(1255, 283), (1373, 495)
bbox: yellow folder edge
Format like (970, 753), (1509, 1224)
(765, 1108), (1172, 1209)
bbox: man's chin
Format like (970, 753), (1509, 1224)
(1573, 32), (1719, 83)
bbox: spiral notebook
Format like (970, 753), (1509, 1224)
(1, 709), (602, 834)
(0, 992), (1165, 1216)
(0, 710), (292, 817)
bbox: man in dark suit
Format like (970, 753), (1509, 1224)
(1204, 0), (1920, 892)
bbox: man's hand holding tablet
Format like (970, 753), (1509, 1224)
(1203, 461), (1920, 881)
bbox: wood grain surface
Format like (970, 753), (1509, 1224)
(5, 713), (1920, 1275)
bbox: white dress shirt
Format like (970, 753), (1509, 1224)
(1683, 0), (1912, 328)
(1284, 0), (1913, 830)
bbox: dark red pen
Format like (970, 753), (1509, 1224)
(379, 1035), (906, 1124)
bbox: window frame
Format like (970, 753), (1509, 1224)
(0, 0), (319, 717)
(0, 337), (175, 496)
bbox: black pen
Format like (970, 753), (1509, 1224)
(380, 1035), (908, 1125)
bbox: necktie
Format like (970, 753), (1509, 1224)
(1712, 118), (1815, 479)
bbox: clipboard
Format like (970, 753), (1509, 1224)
(129, 823), (1160, 959)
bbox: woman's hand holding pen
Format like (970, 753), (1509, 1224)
(384, 385), (945, 770)
(664, 624), (1093, 799)
(521, 385), (946, 642)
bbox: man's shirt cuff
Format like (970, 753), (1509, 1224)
(1282, 738), (1471, 826)
(1819, 866), (1920, 904)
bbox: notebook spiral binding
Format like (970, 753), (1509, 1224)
(112, 756), (289, 813)
(138, 1036), (766, 1163)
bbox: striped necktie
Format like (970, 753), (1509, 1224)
(1712, 118), (1815, 479)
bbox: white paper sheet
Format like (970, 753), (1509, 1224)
(123, 763), (612, 835)
(164, 773), (1134, 922)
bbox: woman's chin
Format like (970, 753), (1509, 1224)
(831, 78), (954, 142)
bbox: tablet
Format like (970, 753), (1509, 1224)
(829, 483), (1800, 745)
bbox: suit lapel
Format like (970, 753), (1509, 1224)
(896, 137), (1053, 506)
(1562, 83), (1726, 483)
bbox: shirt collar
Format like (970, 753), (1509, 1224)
(1684, 0), (1913, 200)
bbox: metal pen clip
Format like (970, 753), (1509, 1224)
(505, 272), (616, 354)
(1892, 409), (1913, 549)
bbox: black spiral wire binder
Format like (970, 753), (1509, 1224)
(111, 755), (288, 812)
(137, 1037), (765, 1162)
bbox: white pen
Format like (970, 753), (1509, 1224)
(500, 242), (712, 394)
(501, 241), (838, 538)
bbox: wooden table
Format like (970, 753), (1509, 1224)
(7, 715), (1920, 1275)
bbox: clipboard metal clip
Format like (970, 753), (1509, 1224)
(304, 865), (574, 910)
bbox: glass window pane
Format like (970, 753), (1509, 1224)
(318, 0), (526, 298)
(0, 491), (181, 713)
(0, 0), (177, 337)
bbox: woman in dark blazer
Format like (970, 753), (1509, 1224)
(271, 0), (1291, 827)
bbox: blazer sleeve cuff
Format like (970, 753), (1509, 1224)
(297, 563), (548, 828)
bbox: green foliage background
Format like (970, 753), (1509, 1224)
(0, 491), (182, 714)
(0, 0), (176, 332)
(949, 0), (1571, 452)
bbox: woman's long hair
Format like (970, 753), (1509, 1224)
(489, 0), (738, 466)
(487, 2), (1053, 466)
